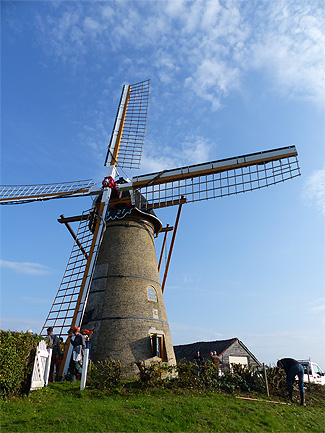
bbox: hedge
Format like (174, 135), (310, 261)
(0, 331), (43, 398)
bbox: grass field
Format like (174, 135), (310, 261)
(1, 382), (324, 432)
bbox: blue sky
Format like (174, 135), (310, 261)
(1, 0), (324, 369)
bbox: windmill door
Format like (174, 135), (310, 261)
(30, 341), (52, 391)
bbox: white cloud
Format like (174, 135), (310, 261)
(0, 260), (52, 275)
(33, 0), (324, 109)
(307, 298), (325, 314)
(141, 134), (212, 173)
(181, 135), (211, 163)
(249, 1), (325, 105)
(302, 167), (325, 215)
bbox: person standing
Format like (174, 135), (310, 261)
(195, 351), (203, 376)
(54, 337), (65, 381)
(277, 358), (305, 406)
(45, 327), (60, 382)
(68, 327), (86, 382)
(210, 351), (220, 371)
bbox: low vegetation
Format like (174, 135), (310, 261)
(1, 382), (324, 432)
(0, 331), (42, 398)
(1, 358), (324, 432)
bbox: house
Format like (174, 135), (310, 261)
(174, 338), (261, 370)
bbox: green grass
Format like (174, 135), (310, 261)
(1, 383), (324, 433)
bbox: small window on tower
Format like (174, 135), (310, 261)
(147, 286), (157, 302)
(150, 333), (164, 359)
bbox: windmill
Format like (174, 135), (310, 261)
(0, 79), (301, 379)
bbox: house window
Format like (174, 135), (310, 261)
(150, 333), (164, 359)
(147, 286), (157, 302)
(229, 356), (248, 371)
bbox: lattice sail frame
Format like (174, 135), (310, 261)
(130, 146), (300, 210)
(105, 79), (150, 169)
(41, 211), (94, 336)
(0, 179), (97, 205)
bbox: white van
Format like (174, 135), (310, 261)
(298, 360), (325, 385)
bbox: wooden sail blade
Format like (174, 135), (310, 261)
(129, 146), (300, 209)
(0, 179), (98, 205)
(105, 80), (150, 169)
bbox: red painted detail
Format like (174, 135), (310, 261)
(102, 176), (117, 190)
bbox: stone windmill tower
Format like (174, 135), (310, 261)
(82, 189), (177, 378)
(0, 80), (301, 379)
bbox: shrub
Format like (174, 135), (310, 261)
(87, 359), (121, 390)
(175, 360), (219, 391)
(135, 360), (171, 386)
(0, 331), (43, 398)
(176, 359), (200, 388)
(230, 363), (265, 393)
(175, 361), (266, 394)
(265, 365), (287, 397)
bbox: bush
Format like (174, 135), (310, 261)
(87, 359), (121, 390)
(265, 365), (287, 397)
(174, 361), (266, 394)
(0, 331), (43, 398)
(229, 363), (265, 393)
(176, 359), (202, 389)
(135, 360), (172, 386)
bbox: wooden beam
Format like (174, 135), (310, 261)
(149, 197), (187, 209)
(158, 225), (170, 272)
(58, 214), (89, 224)
(161, 201), (184, 293)
(59, 214), (88, 260)
(111, 86), (131, 166)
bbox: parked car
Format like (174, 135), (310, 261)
(298, 360), (325, 385)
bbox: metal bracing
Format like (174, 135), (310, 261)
(0, 179), (97, 205)
(133, 152), (300, 210)
(105, 79), (150, 169)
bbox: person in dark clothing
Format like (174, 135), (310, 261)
(277, 358), (305, 406)
(45, 327), (60, 382)
(195, 351), (203, 376)
(68, 327), (86, 382)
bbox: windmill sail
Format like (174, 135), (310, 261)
(105, 79), (150, 169)
(127, 146), (300, 209)
(0, 179), (98, 205)
(40, 210), (94, 338)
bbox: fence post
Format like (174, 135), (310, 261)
(80, 349), (89, 391)
(44, 348), (52, 386)
(263, 363), (270, 397)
